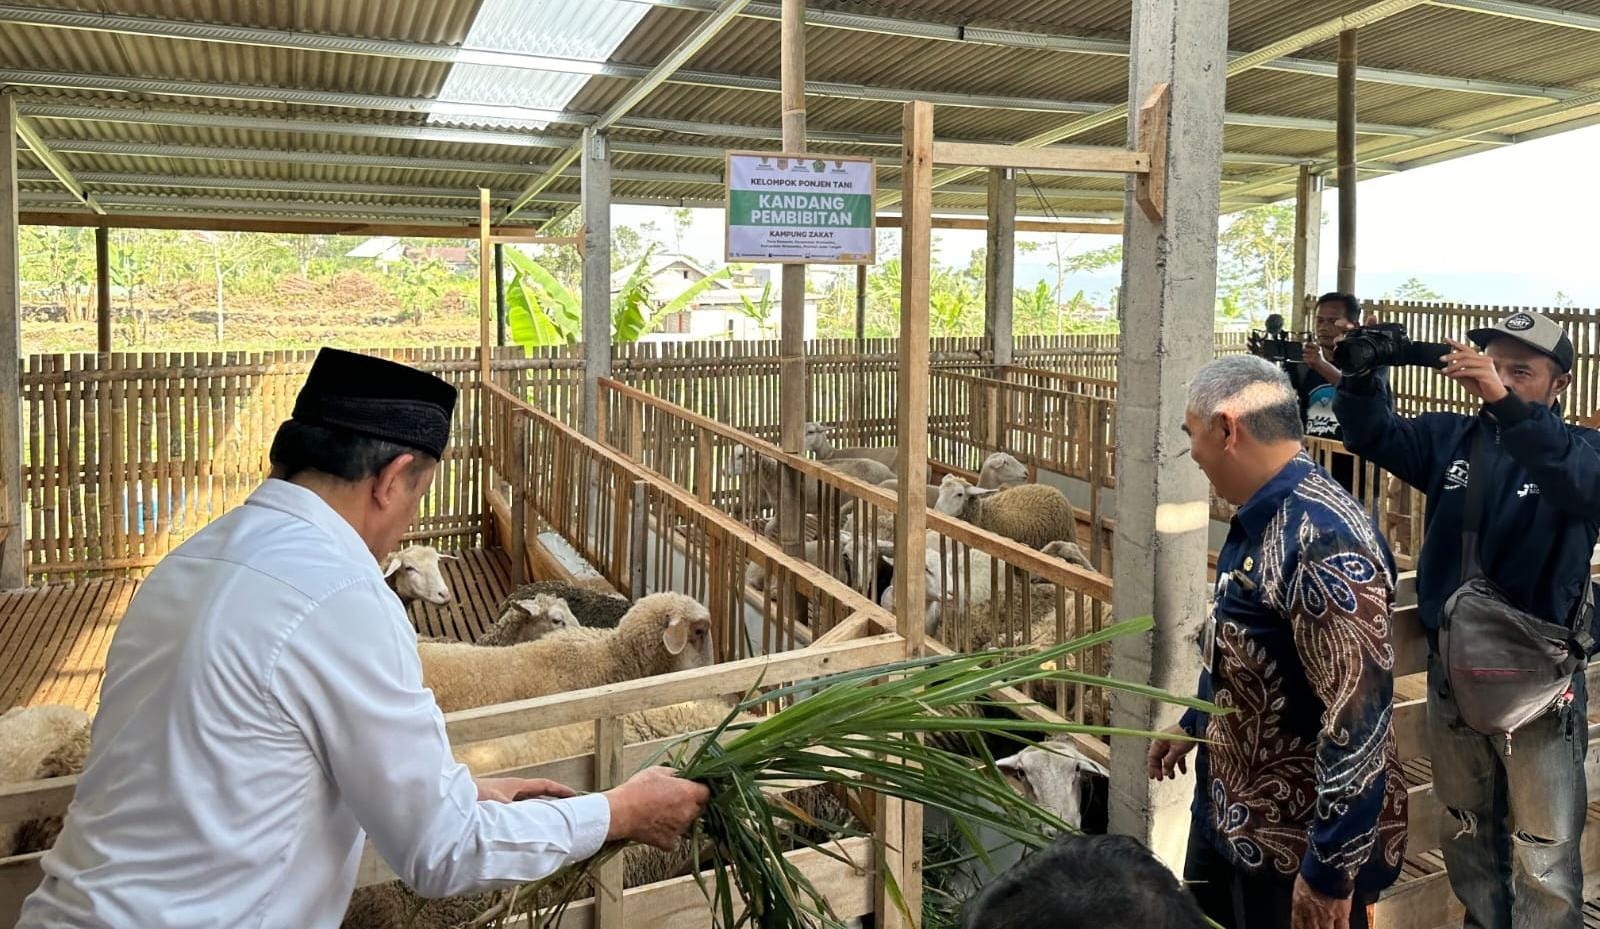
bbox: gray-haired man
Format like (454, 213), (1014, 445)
(1149, 355), (1408, 929)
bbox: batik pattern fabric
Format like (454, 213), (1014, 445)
(1184, 455), (1408, 898)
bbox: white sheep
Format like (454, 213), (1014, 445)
(803, 422), (899, 471)
(383, 545), (456, 605)
(417, 593), (715, 714)
(476, 592), (581, 645)
(978, 451), (1029, 489)
(0, 704), (92, 856)
(996, 736), (1110, 832)
(877, 478), (941, 509)
(726, 447), (891, 513)
(933, 475), (1075, 551)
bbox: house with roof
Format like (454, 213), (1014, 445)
(612, 253), (818, 342)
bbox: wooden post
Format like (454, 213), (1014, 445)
(494, 242), (507, 348)
(777, 0), (809, 596)
(593, 716), (626, 929)
(629, 480), (648, 599)
(877, 98), (934, 929)
(984, 167), (1016, 368)
(1337, 30), (1358, 294)
(95, 225), (111, 353)
(581, 128), (612, 438)
(854, 263), (868, 341)
(477, 189), (495, 546)
(1291, 165), (1324, 334)
(1109, 0), (1229, 869)
(1, 94), (24, 590)
(510, 423), (529, 586)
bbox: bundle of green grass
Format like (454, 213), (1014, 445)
(473, 616), (1207, 929)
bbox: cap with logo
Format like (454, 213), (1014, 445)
(1468, 311), (1574, 374)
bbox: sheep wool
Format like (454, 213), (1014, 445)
(0, 704), (92, 856)
(494, 581), (631, 632)
(477, 591), (583, 645)
(935, 476), (1075, 551)
(418, 592), (715, 714)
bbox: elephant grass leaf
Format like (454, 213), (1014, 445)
(488, 615), (1216, 928)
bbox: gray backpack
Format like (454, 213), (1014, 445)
(1438, 426), (1593, 749)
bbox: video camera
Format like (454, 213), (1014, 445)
(1332, 323), (1450, 377)
(1246, 314), (1306, 367)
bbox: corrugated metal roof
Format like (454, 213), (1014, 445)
(8, 0), (1600, 226)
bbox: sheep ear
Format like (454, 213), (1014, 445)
(438, 552), (459, 561)
(382, 558), (402, 578)
(512, 599), (541, 617)
(965, 486), (999, 498)
(662, 616), (690, 655)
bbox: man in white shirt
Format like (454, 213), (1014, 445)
(19, 348), (708, 928)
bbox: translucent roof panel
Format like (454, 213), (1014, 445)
(426, 0), (651, 129)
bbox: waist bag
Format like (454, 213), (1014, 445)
(1438, 426), (1593, 747)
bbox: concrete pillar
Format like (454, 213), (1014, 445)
(580, 127), (611, 438)
(1337, 30), (1358, 294)
(984, 167), (1016, 368)
(1109, 0), (1229, 870)
(1292, 165), (1324, 334)
(1, 94), (23, 590)
(95, 225), (111, 353)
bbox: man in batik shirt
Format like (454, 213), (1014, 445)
(1148, 354), (1408, 929)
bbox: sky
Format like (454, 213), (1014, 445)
(615, 120), (1600, 309)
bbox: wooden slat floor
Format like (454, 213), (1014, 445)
(0, 548), (513, 714)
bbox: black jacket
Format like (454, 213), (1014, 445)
(1334, 376), (1600, 638)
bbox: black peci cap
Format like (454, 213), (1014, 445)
(290, 348), (458, 459)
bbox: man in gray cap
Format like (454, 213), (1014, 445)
(19, 348), (709, 929)
(1335, 312), (1600, 928)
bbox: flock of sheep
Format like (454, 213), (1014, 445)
(0, 425), (1115, 927)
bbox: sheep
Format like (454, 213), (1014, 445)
(803, 422), (899, 471)
(417, 593), (715, 714)
(493, 581), (629, 633)
(383, 545), (456, 605)
(933, 475), (1075, 551)
(726, 447), (890, 514)
(978, 451), (1029, 490)
(0, 705), (93, 856)
(472, 591), (581, 645)
(996, 736), (1110, 833)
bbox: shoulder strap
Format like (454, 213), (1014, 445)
(1460, 424), (1492, 582)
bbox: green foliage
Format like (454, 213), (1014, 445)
(731, 280), (776, 338)
(504, 247), (582, 347)
(1217, 204), (1296, 323)
(1387, 277), (1444, 302)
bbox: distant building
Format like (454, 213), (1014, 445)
(613, 254), (818, 342)
(345, 238), (474, 273)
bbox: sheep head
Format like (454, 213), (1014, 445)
(488, 594), (581, 645)
(616, 592), (716, 677)
(1041, 540), (1094, 571)
(933, 474), (994, 520)
(875, 539), (944, 635)
(996, 740), (1110, 833)
(978, 452), (1028, 489)
(802, 422), (831, 457)
(382, 546), (456, 605)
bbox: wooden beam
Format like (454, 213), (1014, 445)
(1134, 84), (1172, 222)
(777, 0), (810, 632)
(18, 211), (545, 239)
(580, 129), (611, 438)
(478, 189), (492, 387)
(95, 224), (111, 352)
(875, 215), (1123, 235)
(984, 168), (1016, 367)
(930, 141), (1150, 176)
(489, 234), (580, 246)
(1, 95), (22, 590)
(1338, 29), (1358, 293)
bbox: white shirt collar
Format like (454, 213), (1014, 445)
(244, 478), (380, 571)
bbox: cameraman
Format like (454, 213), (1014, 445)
(1293, 292), (1387, 494)
(1334, 311), (1600, 928)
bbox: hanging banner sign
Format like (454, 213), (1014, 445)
(725, 152), (876, 265)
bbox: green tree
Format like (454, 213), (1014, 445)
(19, 225), (93, 322)
(1217, 204), (1295, 322)
(1386, 277), (1443, 301)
